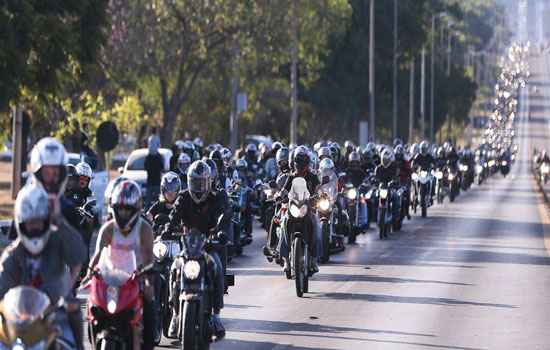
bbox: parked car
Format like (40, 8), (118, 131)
(118, 148), (172, 199)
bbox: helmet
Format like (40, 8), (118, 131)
(236, 159), (248, 170)
(410, 143), (420, 156)
(443, 141), (451, 151)
(111, 180), (142, 232)
(329, 146), (338, 161)
(381, 149), (393, 168)
(394, 145), (405, 161)
(437, 147), (446, 157)
(183, 141), (195, 158)
(420, 141), (429, 156)
(175, 140), (185, 151)
(178, 153), (191, 173)
(344, 140), (355, 151)
(204, 158), (218, 183)
(30, 137), (68, 197)
(293, 147), (310, 176)
(104, 176), (129, 202)
(362, 147), (373, 161)
(309, 152), (318, 172)
(313, 142), (322, 153)
(14, 186), (52, 255)
(193, 137), (203, 149)
(318, 158), (335, 179)
(348, 151), (361, 164)
(366, 142), (376, 153)
(66, 164), (78, 193)
(276, 147), (290, 172)
(75, 162), (93, 186)
(393, 138), (403, 148)
(318, 147), (332, 160)
(220, 148), (232, 166)
(448, 146), (457, 157)
(246, 143), (257, 153)
(187, 161), (212, 204)
(272, 142), (283, 156)
(330, 142), (341, 154)
(259, 143), (271, 156)
(161, 172), (181, 202)
(209, 150), (223, 171)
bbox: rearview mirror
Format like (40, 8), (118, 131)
(118, 167), (124, 174)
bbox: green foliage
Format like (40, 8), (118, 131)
(0, 0), (109, 112)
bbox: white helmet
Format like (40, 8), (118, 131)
(178, 153), (192, 173)
(319, 158), (335, 179)
(75, 162), (93, 179)
(111, 180), (142, 232)
(14, 186), (52, 255)
(30, 137), (68, 197)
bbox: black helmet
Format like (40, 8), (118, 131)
(161, 172), (181, 203)
(420, 141), (429, 156)
(209, 150), (224, 172)
(187, 161), (212, 204)
(204, 158), (218, 184)
(66, 164), (78, 193)
(393, 138), (403, 148)
(272, 141), (283, 156)
(276, 147), (290, 172)
(293, 147), (310, 175)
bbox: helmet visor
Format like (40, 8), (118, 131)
(189, 178), (208, 193)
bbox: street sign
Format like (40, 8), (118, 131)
(237, 93), (247, 111)
(96, 121), (119, 151)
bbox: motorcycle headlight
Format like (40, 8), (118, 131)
(420, 170), (428, 178)
(502, 161), (507, 166)
(347, 188), (357, 200)
(107, 286), (119, 313)
(476, 165), (483, 173)
(153, 241), (168, 260)
(463, 165), (468, 171)
(435, 171), (443, 180)
(319, 198), (330, 211)
(290, 204), (308, 218)
(264, 188), (274, 197)
(379, 189), (388, 199)
(365, 190), (372, 200)
(412, 173), (418, 181)
(542, 164), (550, 173)
(448, 173), (454, 181)
(184, 260), (201, 280)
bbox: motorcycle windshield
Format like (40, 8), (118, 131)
(182, 228), (207, 260)
(4, 286), (50, 326)
(320, 182), (337, 201)
(289, 177), (310, 203)
(98, 246), (136, 287)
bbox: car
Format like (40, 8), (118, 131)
(68, 153), (109, 219)
(118, 148), (173, 199)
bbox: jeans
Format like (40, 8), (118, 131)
(205, 247), (225, 312)
(146, 184), (160, 210)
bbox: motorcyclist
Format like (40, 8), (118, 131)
(346, 152), (367, 188)
(0, 186), (86, 349)
(182, 140), (197, 161)
(244, 143), (259, 176)
(374, 149), (400, 223)
(220, 147), (238, 180)
(394, 145), (412, 219)
(412, 141), (435, 171)
(163, 161), (231, 340)
(361, 148), (376, 174)
(233, 159), (254, 243)
(318, 147), (332, 162)
(170, 140), (184, 171)
(84, 180), (156, 350)
(435, 147), (448, 170)
(72, 162), (93, 208)
(64, 164), (79, 200)
(175, 153), (191, 188)
(193, 137), (204, 158)
(146, 171), (181, 226)
(211, 150), (232, 190)
(280, 146), (321, 273)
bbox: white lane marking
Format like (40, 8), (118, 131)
(271, 344), (289, 350)
(380, 250), (393, 258)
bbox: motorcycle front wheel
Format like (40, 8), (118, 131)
(181, 301), (199, 350)
(321, 221), (330, 263)
(293, 237), (306, 297)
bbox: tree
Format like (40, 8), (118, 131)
(0, 0), (109, 111)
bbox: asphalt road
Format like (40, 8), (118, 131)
(80, 4), (550, 350)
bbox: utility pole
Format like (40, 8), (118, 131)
(409, 57), (415, 143)
(430, 15), (435, 142)
(445, 29), (452, 142)
(420, 47), (426, 140)
(290, 0), (298, 145)
(229, 45), (238, 153)
(11, 107), (22, 198)
(369, 0), (375, 141)
(392, 0), (398, 141)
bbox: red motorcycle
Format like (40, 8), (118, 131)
(85, 246), (156, 350)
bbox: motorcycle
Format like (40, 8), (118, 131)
(343, 183), (361, 244)
(412, 169), (433, 218)
(284, 176), (329, 297)
(448, 166), (460, 202)
(377, 182), (394, 239)
(177, 214), (233, 350)
(460, 163), (472, 191)
(0, 286), (78, 349)
(540, 162), (549, 184)
(152, 214), (182, 342)
(435, 168), (450, 204)
(501, 159), (510, 177)
(475, 163), (485, 185)
(86, 246), (158, 350)
(316, 186), (345, 263)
